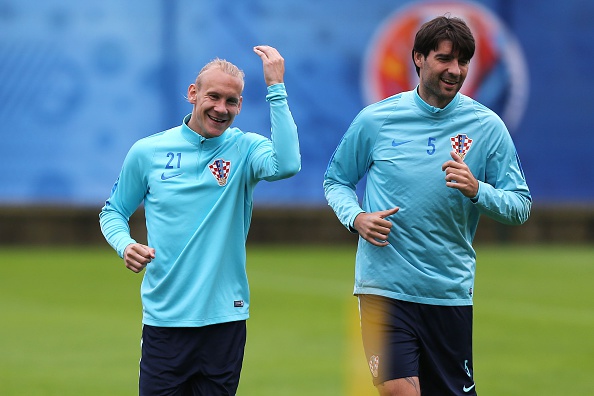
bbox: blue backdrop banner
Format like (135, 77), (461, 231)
(1, 0), (592, 206)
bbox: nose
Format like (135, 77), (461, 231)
(448, 60), (462, 76)
(213, 99), (228, 114)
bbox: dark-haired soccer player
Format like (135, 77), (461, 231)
(100, 45), (300, 395)
(324, 16), (530, 396)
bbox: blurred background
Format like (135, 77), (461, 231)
(1, 0), (593, 244)
(1, 2), (593, 395)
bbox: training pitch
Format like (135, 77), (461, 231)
(1, 244), (593, 395)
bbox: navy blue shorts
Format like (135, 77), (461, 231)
(359, 295), (477, 395)
(139, 321), (246, 396)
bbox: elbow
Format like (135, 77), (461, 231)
(518, 196), (532, 225)
(508, 198), (532, 226)
(278, 157), (301, 179)
(516, 207), (531, 226)
(509, 213), (530, 226)
(288, 160), (301, 177)
(280, 164), (301, 179)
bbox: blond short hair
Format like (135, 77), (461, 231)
(195, 58), (245, 90)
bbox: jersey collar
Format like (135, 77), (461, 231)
(413, 86), (460, 117)
(181, 114), (227, 147)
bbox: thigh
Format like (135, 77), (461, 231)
(190, 320), (247, 396)
(139, 325), (191, 396)
(139, 322), (246, 396)
(359, 295), (421, 386)
(417, 305), (476, 396)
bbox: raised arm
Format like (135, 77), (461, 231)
(250, 45), (300, 181)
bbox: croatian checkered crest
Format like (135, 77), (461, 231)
(208, 159), (231, 186)
(450, 134), (473, 160)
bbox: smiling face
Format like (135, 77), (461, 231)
(186, 67), (243, 138)
(414, 39), (470, 109)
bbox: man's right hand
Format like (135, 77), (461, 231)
(123, 243), (155, 273)
(353, 207), (399, 247)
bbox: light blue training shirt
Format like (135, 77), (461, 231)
(100, 83), (300, 326)
(324, 88), (531, 306)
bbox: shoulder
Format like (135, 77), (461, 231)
(361, 91), (406, 114)
(458, 95), (513, 151)
(133, 126), (179, 148)
(354, 91), (408, 127)
(460, 94), (506, 129)
(126, 127), (179, 163)
(226, 127), (268, 146)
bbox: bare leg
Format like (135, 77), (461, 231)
(377, 377), (421, 396)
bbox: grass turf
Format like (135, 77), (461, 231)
(0, 244), (592, 395)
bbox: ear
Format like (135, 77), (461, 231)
(187, 84), (197, 104)
(413, 51), (424, 69)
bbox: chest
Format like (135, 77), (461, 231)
(370, 120), (488, 183)
(146, 142), (245, 204)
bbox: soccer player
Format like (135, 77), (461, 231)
(100, 45), (300, 395)
(323, 16), (531, 396)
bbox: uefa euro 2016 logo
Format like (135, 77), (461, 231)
(362, 1), (529, 133)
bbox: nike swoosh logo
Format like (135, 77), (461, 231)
(161, 172), (183, 180)
(392, 139), (412, 147)
(463, 383), (476, 392)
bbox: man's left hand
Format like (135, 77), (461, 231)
(442, 150), (479, 198)
(253, 45), (285, 86)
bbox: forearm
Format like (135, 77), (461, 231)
(99, 205), (137, 258)
(472, 181), (532, 225)
(323, 179), (364, 232)
(266, 83), (300, 178)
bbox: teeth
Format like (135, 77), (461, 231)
(209, 115), (225, 123)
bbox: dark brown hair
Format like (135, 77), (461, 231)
(412, 15), (475, 76)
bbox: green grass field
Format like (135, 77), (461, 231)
(1, 244), (593, 395)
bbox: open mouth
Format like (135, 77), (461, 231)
(208, 114), (227, 123)
(441, 77), (458, 86)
